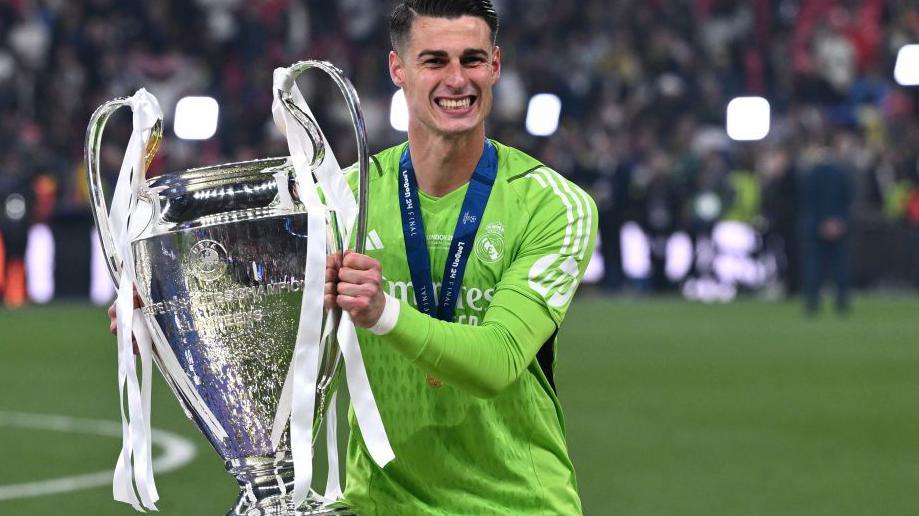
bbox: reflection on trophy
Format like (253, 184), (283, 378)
(86, 61), (377, 515)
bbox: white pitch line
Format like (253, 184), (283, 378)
(0, 411), (196, 501)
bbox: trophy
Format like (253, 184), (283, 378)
(86, 61), (378, 515)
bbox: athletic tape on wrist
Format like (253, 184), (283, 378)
(369, 293), (401, 335)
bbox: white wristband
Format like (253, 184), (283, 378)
(369, 293), (400, 335)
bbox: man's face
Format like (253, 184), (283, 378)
(389, 15), (500, 138)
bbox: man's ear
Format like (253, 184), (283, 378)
(389, 51), (405, 87)
(491, 46), (501, 82)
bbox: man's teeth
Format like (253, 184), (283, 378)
(438, 98), (471, 109)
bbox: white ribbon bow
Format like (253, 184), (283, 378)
(270, 65), (394, 509)
(108, 88), (162, 512)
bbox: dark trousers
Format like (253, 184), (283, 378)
(599, 215), (623, 290)
(910, 226), (919, 288)
(801, 235), (849, 314)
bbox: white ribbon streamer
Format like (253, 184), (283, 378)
(270, 65), (393, 509)
(323, 393), (342, 501)
(108, 89), (162, 512)
(273, 67), (330, 508)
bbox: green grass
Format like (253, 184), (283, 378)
(1, 296), (918, 515)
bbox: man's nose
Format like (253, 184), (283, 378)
(443, 61), (468, 89)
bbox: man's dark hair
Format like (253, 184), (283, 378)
(389, 0), (499, 52)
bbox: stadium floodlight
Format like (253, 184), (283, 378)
(174, 96), (219, 140)
(390, 89), (409, 132)
(525, 93), (562, 137)
(726, 96), (770, 141)
(894, 44), (919, 86)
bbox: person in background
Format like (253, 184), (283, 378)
(798, 131), (854, 316)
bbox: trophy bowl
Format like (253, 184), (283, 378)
(86, 61), (370, 515)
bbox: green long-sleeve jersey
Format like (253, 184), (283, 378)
(342, 140), (598, 515)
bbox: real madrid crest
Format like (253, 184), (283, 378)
(189, 239), (228, 282)
(474, 222), (505, 264)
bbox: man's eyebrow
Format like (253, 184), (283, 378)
(416, 49), (489, 60)
(461, 48), (489, 58)
(417, 50), (448, 60)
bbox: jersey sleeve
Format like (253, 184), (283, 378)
(377, 168), (598, 398)
(381, 289), (557, 398)
(498, 167), (599, 325)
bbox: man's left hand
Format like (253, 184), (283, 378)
(337, 250), (386, 328)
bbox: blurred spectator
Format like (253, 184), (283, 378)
(635, 151), (683, 291)
(907, 160), (919, 288)
(0, 165), (33, 308)
(760, 146), (800, 294)
(798, 132), (854, 316)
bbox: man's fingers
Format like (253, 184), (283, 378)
(342, 251), (380, 271)
(337, 282), (378, 298)
(108, 303), (118, 335)
(337, 294), (370, 313)
(338, 267), (381, 286)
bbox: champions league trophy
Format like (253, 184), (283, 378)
(86, 61), (392, 515)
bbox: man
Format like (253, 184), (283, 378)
(330, 1), (597, 513)
(798, 133), (853, 316)
(110, 1), (596, 513)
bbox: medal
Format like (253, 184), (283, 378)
(425, 374), (443, 389)
(398, 140), (498, 389)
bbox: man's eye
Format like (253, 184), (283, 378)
(462, 57), (485, 66)
(424, 59), (446, 66)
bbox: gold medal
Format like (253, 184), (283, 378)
(426, 374), (443, 389)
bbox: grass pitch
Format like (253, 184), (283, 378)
(1, 295), (918, 515)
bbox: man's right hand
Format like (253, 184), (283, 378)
(337, 250), (387, 328)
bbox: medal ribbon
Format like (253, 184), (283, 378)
(398, 140), (498, 323)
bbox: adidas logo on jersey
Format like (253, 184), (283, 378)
(365, 229), (384, 251)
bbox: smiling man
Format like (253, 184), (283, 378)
(332, 1), (598, 514)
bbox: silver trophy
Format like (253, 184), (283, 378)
(86, 61), (370, 515)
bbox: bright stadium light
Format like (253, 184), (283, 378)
(390, 89), (409, 132)
(726, 96), (770, 141)
(525, 93), (562, 137)
(25, 223), (54, 303)
(894, 45), (919, 86)
(174, 96), (219, 140)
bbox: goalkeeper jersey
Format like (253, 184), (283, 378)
(342, 140), (597, 515)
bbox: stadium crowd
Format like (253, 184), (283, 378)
(1, 0), (918, 307)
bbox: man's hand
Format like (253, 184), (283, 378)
(819, 217), (847, 240)
(108, 289), (142, 355)
(325, 251), (343, 310)
(336, 250), (386, 328)
(108, 290), (143, 335)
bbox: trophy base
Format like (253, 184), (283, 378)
(229, 494), (354, 516)
(227, 453), (355, 516)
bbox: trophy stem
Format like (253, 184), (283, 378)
(226, 452), (354, 516)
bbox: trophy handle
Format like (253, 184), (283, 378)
(276, 60), (370, 254)
(85, 98), (163, 284)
